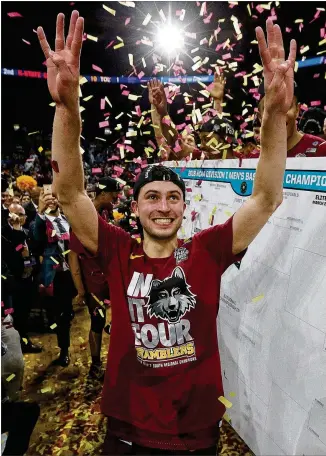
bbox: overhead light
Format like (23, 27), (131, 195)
(156, 25), (184, 54)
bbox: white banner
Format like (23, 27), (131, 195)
(166, 158), (326, 456)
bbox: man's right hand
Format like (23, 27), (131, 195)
(8, 213), (21, 230)
(38, 190), (55, 214)
(37, 11), (84, 110)
(148, 80), (168, 117)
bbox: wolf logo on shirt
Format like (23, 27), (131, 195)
(145, 267), (196, 324)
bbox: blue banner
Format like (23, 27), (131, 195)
(172, 167), (326, 196)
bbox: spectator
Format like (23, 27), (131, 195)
(69, 178), (121, 380)
(2, 203), (42, 353)
(21, 192), (31, 205)
(258, 81), (326, 156)
(33, 190), (76, 367)
(298, 107), (326, 140)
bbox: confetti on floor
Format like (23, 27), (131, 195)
(23, 306), (253, 455)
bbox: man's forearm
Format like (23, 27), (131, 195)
(52, 106), (84, 203)
(252, 112), (287, 208)
(68, 252), (85, 295)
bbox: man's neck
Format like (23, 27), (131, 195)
(143, 233), (178, 259)
(287, 130), (304, 152)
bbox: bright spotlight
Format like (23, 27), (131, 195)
(156, 25), (184, 54)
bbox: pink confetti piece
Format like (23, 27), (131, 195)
(135, 105), (142, 116)
(92, 64), (103, 73)
(15, 244), (24, 252)
(203, 12), (213, 24)
(177, 108), (184, 114)
(313, 74), (320, 78)
(222, 53), (232, 60)
(100, 98), (105, 110)
(92, 168), (102, 174)
(186, 188), (192, 192)
(311, 100), (321, 106)
(104, 299), (111, 306)
(138, 71), (145, 79)
(125, 145), (135, 153)
(121, 90), (130, 96)
(285, 27), (292, 33)
(106, 40), (115, 49)
(4, 308), (14, 315)
(114, 165), (124, 173)
(162, 117), (171, 126)
(256, 5), (264, 13)
(99, 120), (109, 128)
(7, 12), (23, 17)
(321, 28), (325, 38)
(22, 39), (31, 45)
(299, 23), (304, 32)
(125, 17), (131, 25)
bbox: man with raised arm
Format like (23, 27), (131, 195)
(38, 13), (296, 455)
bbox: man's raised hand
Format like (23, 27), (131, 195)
(37, 11), (84, 110)
(256, 18), (297, 115)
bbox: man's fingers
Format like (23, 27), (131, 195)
(37, 27), (52, 59)
(255, 26), (271, 67)
(55, 13), (65, 52)
(288, 39), (297, 65)
(51, 52), (72, 78)
(66, 10), (79, 50)
(273, 24), (285, 60)
(71, 16), (84, 57)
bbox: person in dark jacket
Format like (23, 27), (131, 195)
(33, 189), (76, 367)
(1, 203), (42, 353)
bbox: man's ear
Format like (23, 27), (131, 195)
(131, 200), (139, 217)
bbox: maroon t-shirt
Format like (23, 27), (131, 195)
(85, 214), (246, 450)
(288, 133), (326, 157)
(69, 231), (109, 299)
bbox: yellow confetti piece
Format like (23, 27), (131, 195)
(295, 18), (303, 23)
(223, 412), (231, 422)
(294, 61), (299, 73)
(318, 38), (326, 46)
(142, 57), (146, 67)
(128, 53), (133, 66)
(129, 94), (141, 101)
(98, 309), (105, 318)
(22, 338), (28, 345)
(126, 130), (137, 137)
(62, 250), (71, 256)
(91, 293), (104, 306)
(225, 211), (232, 217)
(114, 42), (124, 50)
(51, 230), (56, 237)
(41, 387), (52, 394)
(194, 194), (202, 202)
(103, 4), (116, 15)
(79, 106), (85, 113)
(79, 76), (88, 85)
(28, 130), (40, 136)
(218, 396), (233, 408)
(50, 256), (59, 265)
(6, 374), (15, 382)
(87, 34), (98, 42)
(300, 45), (309, 54)
(98, 184), (106, 190)
(49, 102), (56, 107)
(247, 4), (251, 15)
(229, 392), (236, 398)
(252, 294), (264, 303)
(38, 146), (43, 153)
(50, 323), (57, 330)
(78, 337), (85, 343)
(83, 95), (93, 102)
(1, 275), (7, 280)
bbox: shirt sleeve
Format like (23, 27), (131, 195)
(71, 214), (132, 277)
(194, 216), (247, 273)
